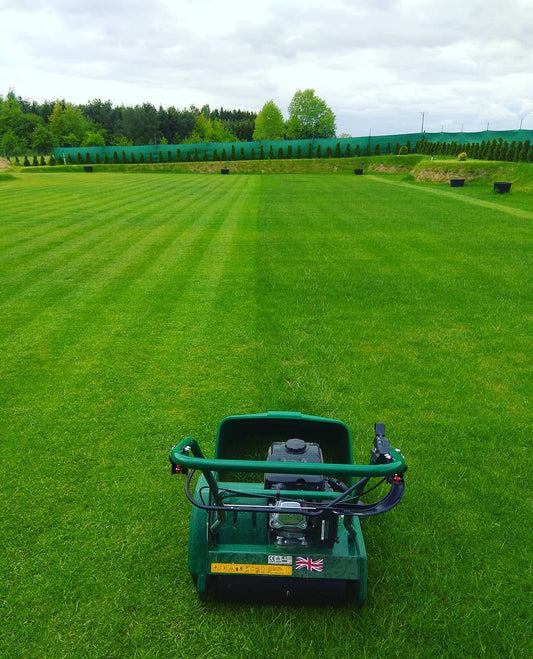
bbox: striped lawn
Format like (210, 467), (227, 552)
(0, 172), (531, 657)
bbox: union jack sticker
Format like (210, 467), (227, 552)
(295, 556), (324, 572)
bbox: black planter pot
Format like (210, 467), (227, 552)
(493, 181), (511, 194)
(354, 169), (363, 175)
(221, 168), (229, 175)
(450, 178), (465, 187)
(83, 166), (93, 172)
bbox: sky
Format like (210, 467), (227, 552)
(1, 0), (532, 137)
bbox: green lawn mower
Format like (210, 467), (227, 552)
(169, 411), (407, 605)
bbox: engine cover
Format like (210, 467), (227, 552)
(264, 438), (325, 491)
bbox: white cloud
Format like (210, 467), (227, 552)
(0, 0), (531, 135)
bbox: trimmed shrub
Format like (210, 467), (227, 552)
(277, 146), (284, 159)
(296, 145), (302, 159)
(49, 155), (56, 166)
(334, 142), (341, 158)
(24, 156), (30, 167)
(399, 145), (408, 155)
(113, 151), (119, 164)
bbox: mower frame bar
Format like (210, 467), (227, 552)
(170, 437), (406, 477)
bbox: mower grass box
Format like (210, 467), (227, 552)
(170, 411), (406, 605)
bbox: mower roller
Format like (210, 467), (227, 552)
(169, 411), (407, 605)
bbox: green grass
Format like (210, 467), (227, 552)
(1, 172), (531, 657)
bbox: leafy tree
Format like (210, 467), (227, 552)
(253, 100), (285, 140)
(82, 131), (105, 147)
(286, 89), (336, 139)
(31, 124), (54, 153)
(186, 114), (238, 143)
(49, 102), (92, 146)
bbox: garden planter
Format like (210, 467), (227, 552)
(450, 178), (465, 187)
(493, 182), (511, 194)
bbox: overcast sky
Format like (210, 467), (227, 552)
(1, 0), (532, 137)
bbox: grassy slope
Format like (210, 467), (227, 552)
(0, 173), (530, 657)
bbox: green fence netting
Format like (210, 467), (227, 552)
(54, 130), (533, 164)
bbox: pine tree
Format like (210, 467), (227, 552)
(287, 145), (293, 159)
(221, 148), (227, 161)
(277, 146), (284, 159)
(24, 156), (30, 166)
(259, 145), (265, 160)
(374, 144), (381, 155)
(334, 142), (341, 158)
(364, 144), (371, 156)
(193, 148), (199, 161)
(394, 143), (400, 154)
(240, 147), (245, 160)
(296, 145), (302, 159)
(177, 149), (182, 162)
(148, 153), (154, 163)
(40, 156), (46, 165)
(113, 151), (119, 164)
(355, 144), (361, 157)
(385, 142), (391, 154)
(158, 151), (164, 163)
(95, 153), (101, 164)
(213, 149), (219, 161)
(307, 143), (313, 158)
(316, 144), (322, 158)
(230, 145), (236, 161)
(49, 155), (56, 166)
(345, 144), (351, 157)
(77, 152), (83, 164)
(32, 155), (39, 166)
(167, 150), (172, 162)
(268, 145), (274, 159)
(325, 146), (332, 158)
(131, 153), (136, 164)
(104, 153), (110, 164)
(250, 147), (255, 160)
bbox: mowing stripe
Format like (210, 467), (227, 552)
(365, 175), (533, 220)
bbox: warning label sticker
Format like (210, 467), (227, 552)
(210, 563), (292, 576)
(268, 555), (293, 565)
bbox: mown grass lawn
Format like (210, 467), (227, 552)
(0, 172), (531, 657)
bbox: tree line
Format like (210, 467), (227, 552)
(416, 137), (533, 162)
(0, 89), (337, 157)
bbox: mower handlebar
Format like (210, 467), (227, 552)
(170, 437), (406, 478)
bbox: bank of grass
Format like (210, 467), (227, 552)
(0, 173), (530, 657)
(16, 153), (424, 176)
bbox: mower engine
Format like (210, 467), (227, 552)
(265, 438), (338, 548)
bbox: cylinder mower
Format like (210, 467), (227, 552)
(169, 411), (407, 605)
